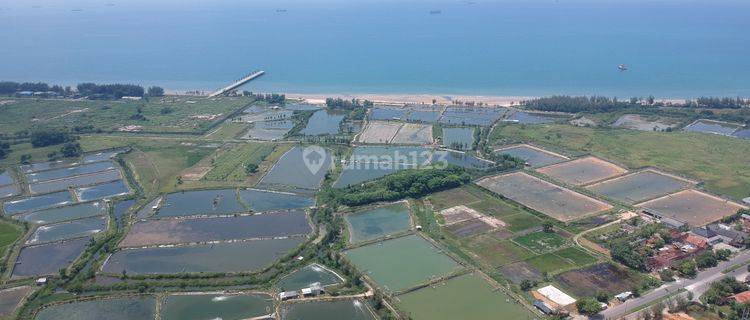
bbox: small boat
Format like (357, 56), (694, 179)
(429, 10), (442, 14)
(618, 64), (628, 71)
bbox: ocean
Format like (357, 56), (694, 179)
(1, 0), (748, 98)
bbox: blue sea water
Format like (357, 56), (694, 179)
(0, 0), (748, 97)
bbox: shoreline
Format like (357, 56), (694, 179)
(166, 90), (533, 106)
(167, 90), (687, 106)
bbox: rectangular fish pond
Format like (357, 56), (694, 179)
(82, 148), (126, 163)
(0, 286), (32, 318)
(74, 179), (131, 201)
(504, 110), (566, 124)
(0, 171), (14, 186)
(299, 109), (345, 135)
(29, 169), (121, 194)
(13, 201), (107, 225)
(12, 237), (89, 278)
(441, 127), (475, 150)
(34, 296), (156, 320)
(259, 146), (332, 190)
(344, 234), (462, 293)
(161, 293), (274, 320)
(395, 273), (534, 320)
(102, 238), (305, 275)
(238, 189), (314, 212)
(26, 161), (117, 183)
(276, 263), (344, 291)
(345, 202), (412, 243)
(281, 300), (377, 320)
(495, 144), (568, 168)
(119, 210), (311, 247)
(684, 119), (743, 136)
(3, 191), (74, 215)
(20, 158), (79, 174)
(0, 184), (20, 199)
(156, 189), (246, 217)
(439, 107), (506, 126)
(26, 216), (107, 245)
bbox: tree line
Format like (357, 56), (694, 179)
(523, 95), (749, 113)
(242, 91), (286, 104)
(0, 80), (164, 99)
(0, 81), (70, 95)
(325, 98), (373, 110)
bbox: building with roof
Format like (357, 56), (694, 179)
(708, 224), (748, 247)
(728, 291), (750, 304)
(279, 291), (299, 301)
(536, 285), (576, 307)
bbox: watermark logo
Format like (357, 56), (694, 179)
(302, 145), (327, 175)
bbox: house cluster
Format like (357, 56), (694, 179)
(647, 232), (708, 270)
(278, 282), (325, 301)
(645, 213), (750, 271)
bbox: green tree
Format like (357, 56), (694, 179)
(678, 260), (697, 278)
(60, 142), (82, 158)
(147, 86), (164, 97)
(576, 297), (604, 315)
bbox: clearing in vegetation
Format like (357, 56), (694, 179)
(636, 189), (747, 226)
(343, 234), (462, 293)
(477, 172), (613, 222)
(395, 273), (534, 320)
(586, 169), (694, 204)
(536, 156), (628, 186)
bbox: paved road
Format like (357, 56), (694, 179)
(599, 250), (750, 319)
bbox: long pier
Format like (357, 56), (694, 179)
(208, 70), (265, 98)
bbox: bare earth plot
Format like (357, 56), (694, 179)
(554, 263), (642, 297)
(390, 123), (433, 145)
(536, 156), (628, 186)
(636, 189), (748, 226)
(586, 169), (695, 204)
(494, 144), (569, 168)
(357, 121), (401, 144)
(477, 172), (613, 222)
(438, 205), (505, 238)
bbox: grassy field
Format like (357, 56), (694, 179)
(490, 124), (750, 200)
(512, 231), (568, 254)
(79, 136), (216, 196)
(203, 122), (248, 140)
(0, 219), (22, 259)
(425, 184), (598, 281)
(202, 143), (275, 181)
(0, 96), (251, 134)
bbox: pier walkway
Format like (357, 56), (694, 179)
(208, 70), (265, 97)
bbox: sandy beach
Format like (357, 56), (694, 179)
(283, 92), (531, 106)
